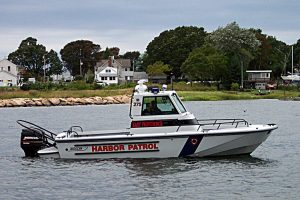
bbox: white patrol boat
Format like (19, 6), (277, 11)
(19, 80), (278, 159)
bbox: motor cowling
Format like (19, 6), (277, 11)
(20, 128), (47, 157)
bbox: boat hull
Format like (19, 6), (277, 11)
(40, 125), (277, 159)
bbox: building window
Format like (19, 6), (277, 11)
(8, 66), (11, 72)
(101, 77), (105, 80)
(0, 80), (3, 82)
(8, 80), (12, 82)
(106, 69), (111, 73)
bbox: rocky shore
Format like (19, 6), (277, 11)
(0, 95), (131, 108)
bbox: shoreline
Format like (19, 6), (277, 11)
(1, 95), (299, 108)
(0, 95), (131, 108)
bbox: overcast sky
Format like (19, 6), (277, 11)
(1, 0), (299, 58)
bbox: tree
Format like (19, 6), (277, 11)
(99, 47), (120, 59)
(146, 61), (171, 78)
(208, 22), (260, 86)
(181, 45), (228, 82)
(8, 37), (51, 78)
(247, 30), (290, 79)
(248, 29), (272, 70)
(267, 36), (289, 78)
(60, 40), (101, 76)
(121, 51), (141, 61)
(145, 26), (207, 78)
(47, 50), (63, 76)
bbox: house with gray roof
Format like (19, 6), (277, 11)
(94, 56), (148, 85)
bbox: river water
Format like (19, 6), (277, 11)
(0, 100), (299, 199)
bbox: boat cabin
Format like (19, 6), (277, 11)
(129, 80), (199, 134)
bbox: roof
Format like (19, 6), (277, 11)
(95, 58), (131, 68)
(0, 70), (18, 78)
(0, 59), (16, 66)
(246, 70), (272, 73)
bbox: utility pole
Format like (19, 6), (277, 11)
(241, 60), (244, 89)
(79, 49), (82, 76)
(43, 55), (46, 82)
(171, 72), (174, 90)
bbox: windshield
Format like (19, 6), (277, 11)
(171, 93), (186, 113)
(142, 96), (178, 116)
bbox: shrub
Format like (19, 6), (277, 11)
(231, 83), (240, 91)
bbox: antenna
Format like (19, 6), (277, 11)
(292, 45), (294, 76)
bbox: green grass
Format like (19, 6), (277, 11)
(0, 82), (299, 101)
(0, 89), (132, 99)
(178, 90), (300, 101)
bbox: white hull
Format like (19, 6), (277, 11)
(39, 125), (276, 159)
(281, 74), (300, 81)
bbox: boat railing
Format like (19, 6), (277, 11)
(17, 120), (57, 146)
(197, 119), (249, 131)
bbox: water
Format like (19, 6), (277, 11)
(0, 100), (299, 199)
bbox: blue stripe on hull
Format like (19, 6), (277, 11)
(179, 135), (204, 157)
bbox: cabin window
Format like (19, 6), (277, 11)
(142, 96), (178, 116)
(171, 93), (186, 113)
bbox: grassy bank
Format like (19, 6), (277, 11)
(0, 88), (299, 101)
(178, 90), (300, 101)
(0, 89), (132, 99)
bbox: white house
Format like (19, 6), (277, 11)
(0, 59), (19, 87)
(95, 66), (118, 85)
(94, 56), (147, 85)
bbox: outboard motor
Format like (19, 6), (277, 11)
(20, 128), (47, 157)
(18, 120), (57, 157)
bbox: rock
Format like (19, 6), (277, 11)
(102, 99), (108, 104)
(25, 99), (36, 106)
(104, 96), (115, 104)
(12, 99), (26, 107)
(0, 100), (4, 107)
(66, 97), (77, 103)
(41, 99), (51, 106)
(113, 96), (122, 104)
(0, 94), (133, 108)
(5, 100), (14, 107)
(84, 98), (95, 104)
(48, 98), (60, 106)
(94, 96), (103, 104)
(59, 98), (68, 106)
(121, 95), (131, 104)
